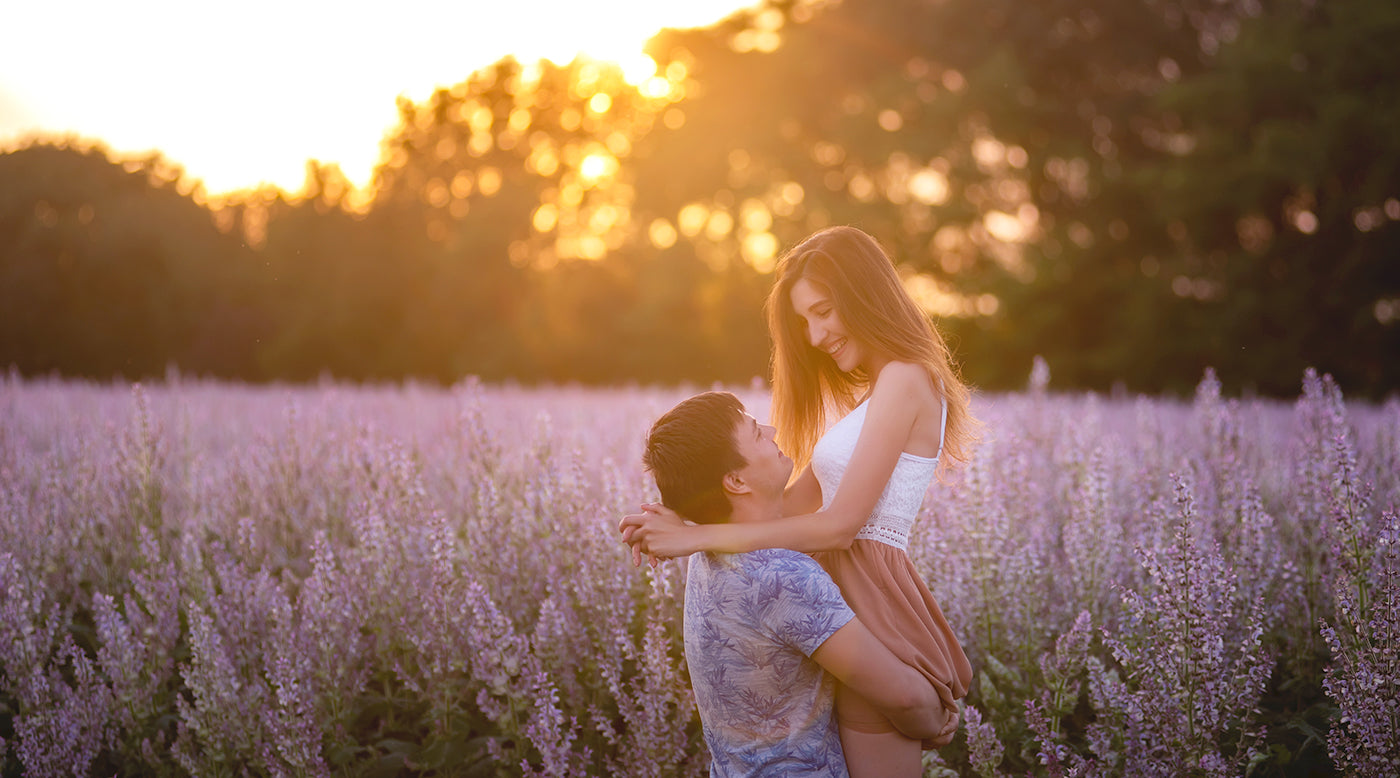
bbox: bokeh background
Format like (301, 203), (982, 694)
(2, 0), (1397, 397)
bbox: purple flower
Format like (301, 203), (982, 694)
(963, 704), (1005, 778)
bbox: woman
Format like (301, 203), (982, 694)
(621, 226), (977, 777)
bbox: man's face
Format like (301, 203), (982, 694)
(730, 411), (793, 501)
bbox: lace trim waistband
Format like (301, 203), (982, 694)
(853, 519), (912, 550)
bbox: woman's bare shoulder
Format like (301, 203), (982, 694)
(872, 361), (937, 400)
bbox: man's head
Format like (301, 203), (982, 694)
(643, 391), (792, 524)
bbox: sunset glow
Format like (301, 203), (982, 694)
(0, 0), (757, 196)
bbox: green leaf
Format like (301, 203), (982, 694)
(360, 753), (409, 778)
(375, 738), (420, 758)
(328, 742), (366, 767)
(979, 671), (1005, 708)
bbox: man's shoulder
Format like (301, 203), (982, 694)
(688, 549), (842, 608)
(715, 550), (849, 622)
(691, 547), (818, 575)
(735, 547), (825, 573)
(689, 549), (828, 593)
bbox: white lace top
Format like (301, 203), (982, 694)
(810, 397), (946, 551)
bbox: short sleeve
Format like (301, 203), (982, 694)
(754, 550), (855, 657)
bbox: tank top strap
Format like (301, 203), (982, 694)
(935, 394), (948, 461)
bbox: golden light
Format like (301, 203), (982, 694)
(616, 53), (659, 85)
(878, 110), (904, 132)
(605, 132), (632, 157)
(902, 273), (998, 318)
(849, 172), (876, 202)
(477, 167), (503, 197)
(903, 273), (967, 317)
(984, 210), (1027, 243)
(529, 147), (560, 177)
(424, 179), (449, 208)
(740, 198), (772, 231)
(907, 168), (949, 205)
(730, 8), (785, 53)
(559, 108), (583, 132)
(560, 182), (585, 207)
(705, 210), (735, 241)
(640, 76), (673, 99)
(588, 92), (614, 114)
(649, 218), (679, 248)
(972, 137), (1007, 171)
(0, 0), (761, 196)
(678, 203), (710, 237)
(578, 234), (607, 260)
(589, 204), (624, 232)
(578, 152), (617, 184)
(533, 203), (559, 232)
(742, 232), (779, 272)
(468, 133), (493, 157)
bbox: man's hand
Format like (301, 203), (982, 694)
(618, 503), (698, 564)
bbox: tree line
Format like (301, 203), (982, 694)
(2, 0), (1396, 396)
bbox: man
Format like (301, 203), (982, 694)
(635, 391), (955, 776)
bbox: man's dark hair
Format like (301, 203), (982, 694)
(642, 391), (747, 525)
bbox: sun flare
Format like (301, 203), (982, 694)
(0, 0), (759, 196)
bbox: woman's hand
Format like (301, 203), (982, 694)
(618, 503), (700, 565)
(922, 705), (961, 749)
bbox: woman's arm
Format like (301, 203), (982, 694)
(622, 363), (930, 557)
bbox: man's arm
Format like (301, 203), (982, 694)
(809, 617), (953, 742)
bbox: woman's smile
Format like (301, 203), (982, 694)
(790, 277), (864, 372)
(826, 338), (852, 368)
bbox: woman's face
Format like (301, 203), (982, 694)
(789, 277), (863, 373)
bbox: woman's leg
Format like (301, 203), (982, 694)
(839, 726), (923, 778)
(835, 684), (924, 778)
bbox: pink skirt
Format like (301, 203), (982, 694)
(812, 539), (971, 740)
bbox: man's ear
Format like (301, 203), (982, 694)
(722, 470), (752, 496)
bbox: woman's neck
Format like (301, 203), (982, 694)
(857, 353), (891, 387)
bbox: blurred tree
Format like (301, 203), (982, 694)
(231, 173), (402, 381)
(358, 56), (751, 383)
(0, 141), (266, 379)
(628, 0), (1218, 391)
(628, 0), (1396, 395)
(1145, 0), (1400, 395)
(1, 0), (1395, 395)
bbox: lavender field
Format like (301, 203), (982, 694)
(0, 370), (1396, 777)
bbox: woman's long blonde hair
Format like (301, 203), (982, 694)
(765, 225), (979, 473)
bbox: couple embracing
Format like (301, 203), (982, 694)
(620, 226), (976, 777)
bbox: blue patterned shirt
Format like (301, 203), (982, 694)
(683, 548), (855, 777)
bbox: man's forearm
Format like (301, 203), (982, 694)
(811, 620), (957, 742)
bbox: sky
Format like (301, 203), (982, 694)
(0, 0), (755, 196)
